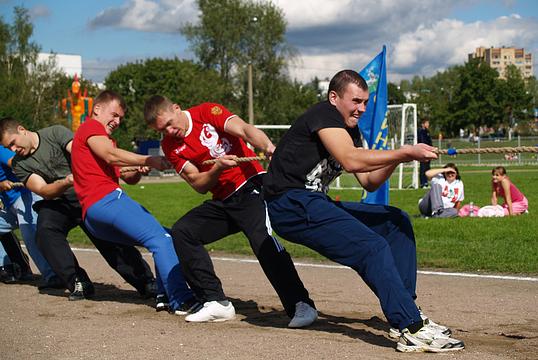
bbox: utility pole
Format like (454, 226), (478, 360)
(248, 61), (254, 125)
(247, 16), (258, 126)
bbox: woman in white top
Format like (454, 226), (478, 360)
(418, 163), (464, 218)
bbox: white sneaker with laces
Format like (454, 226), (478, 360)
(184, 301), (235, 322)
(288, 301), (318, 328)
(396, 326), (464, 353)
(389, 309), (452, 338)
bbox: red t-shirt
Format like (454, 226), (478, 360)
(161, 103), (264, 200)
(72, 119), (120, 218)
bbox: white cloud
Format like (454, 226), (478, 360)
(288, 12), (538, 83)
(89, 0), (198, 32)
(391, 14), (538, 77)
(86, 1), (538, 83)
(29, 5), (51, 19)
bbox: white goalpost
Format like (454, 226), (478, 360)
(255, 103), (418, 191)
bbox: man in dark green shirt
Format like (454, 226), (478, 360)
(0, 118), (156, 301)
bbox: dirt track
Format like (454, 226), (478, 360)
(1, 248), (537, 360)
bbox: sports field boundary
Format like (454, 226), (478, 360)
(69, 246), (538, 283)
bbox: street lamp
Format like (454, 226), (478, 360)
(247, 16), (258, 125)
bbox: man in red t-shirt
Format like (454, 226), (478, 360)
(71, 90), (195, 314)
(144, 95), (317, 326)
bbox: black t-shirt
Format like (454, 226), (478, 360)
(264, 101), (362, 197)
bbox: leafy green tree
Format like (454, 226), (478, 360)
(447, 58), (502, 136)
(104, 58), (228, 148)
(182, 0), (298, 124)
(498, 65), (533, 127)
(0, 7), (61, 129)
(388, 82), (406, 105)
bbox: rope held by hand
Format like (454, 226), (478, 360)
(435, 146), (538, 155)
(119, 166), (140, 174)
(202, 156), (267, 165)
(199, 147), (537, 165)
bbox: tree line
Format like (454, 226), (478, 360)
(389, 59), (537, 137)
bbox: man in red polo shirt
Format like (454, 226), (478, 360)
(144, 95), (316, 326)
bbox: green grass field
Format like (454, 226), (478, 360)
(67, 165), (538, 275)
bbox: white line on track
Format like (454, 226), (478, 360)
(70, 246), (538, 283)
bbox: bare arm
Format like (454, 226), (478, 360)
(501, 178), (513, 215)
(425, 167), (452, 180)
(318, 128), (437, 174)
(25, 173), (73, 199)
(491, 189), (498, 206)
(86, 135), (170, 170)
(180, 155), (238, 194)
(224, 116), (275, 157)
(353, 163), (399, 192)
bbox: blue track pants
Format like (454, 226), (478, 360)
(266, 190), (422, 330)
(84, 189), (192, 310)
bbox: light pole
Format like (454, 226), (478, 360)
(247, 16), (258, 125)
(248, 61), (254, 125)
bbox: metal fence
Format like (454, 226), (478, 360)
(434, 136), (538, 166)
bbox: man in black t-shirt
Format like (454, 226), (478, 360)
(263, 70), (464, 353)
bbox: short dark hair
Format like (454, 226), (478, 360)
(92, 90), (126, 115)
(144, 95), (174, 125)
(327, 70), (368, 100)
(0, 117), (21, 142)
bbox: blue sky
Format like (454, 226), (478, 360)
(1, 0), (537, 83)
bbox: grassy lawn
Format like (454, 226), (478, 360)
(66, 165), (538, 275)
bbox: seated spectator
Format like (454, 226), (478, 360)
(491, 166), (528, 216)
(418, 163), (464, 218)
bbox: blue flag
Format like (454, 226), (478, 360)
(358, 46), (389, 205)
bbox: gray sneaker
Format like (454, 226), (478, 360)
(288, 301), (318, 328)
(396, 326), (464, 353)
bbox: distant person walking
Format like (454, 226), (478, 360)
(418, 119), (432, 188)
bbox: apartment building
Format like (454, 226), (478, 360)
(468, 46), (533, 79)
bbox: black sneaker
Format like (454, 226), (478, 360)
(38, 275), (66, 290)
(155, 293), (169, 312)
(68, 278), (95, 301)
(139, 279), (158, 299)
(173, 298), (203, 316)
(0, 265), (17, 284)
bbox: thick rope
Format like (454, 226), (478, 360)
(119, 166), (141, 174)
(202, 156), (266, 165)
(118, 146), (538, 169)
(435, 146), (538, 155)
(200, 147), (537, 165)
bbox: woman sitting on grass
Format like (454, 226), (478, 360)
(491, 166), (528, 216)
(418, 163), (464, 218)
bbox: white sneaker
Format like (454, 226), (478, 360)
(184, 301), (235, 322)
(288, 301), (318, 328)
(396, 326), (464, 353)
(389, 309), (452, 338)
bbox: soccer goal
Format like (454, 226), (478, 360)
(255, 103), (418, 191)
